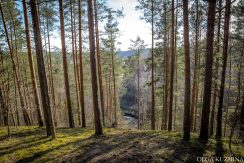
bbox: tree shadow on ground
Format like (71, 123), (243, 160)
(0, 127), (44, 141)
(1, 128), (235, 163)
(0, 136), (48, 156)
(163, 139), (208, 163)
(60, 132), (208, 163)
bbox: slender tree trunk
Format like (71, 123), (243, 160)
(94, 0), (105, 127)
(78, 0), (86, 128)
(70, 0), (80, 126)
(216, 0), (231, 139)
(73, 6), (81, 126)
(0, 86), (7, 127)
(46, 16), (57, 126)
(182, 0), (191, 141)
(150, 0), (155, 130)
(210, 58), (219, 136)
(173, 0), (178, 131)
(111, 34), (117, 127)
(30, 0), (56, 138)
(224, 54), (231, 137)
(87, 0), (103, 135)
(193, 52), (201, 132)
(229, 61), (242, 152)
(168, 0), (175, 131)
(13, 75), (20, 126)
(162, 0), (168, 130)
(9, 5), (32, 126)
(0, 50), (7, 126)
(0, 2), (31, 126)
(209, 0), (222, 136)
(108, 68), (113, 126)
(199, 0), (217, 140)
(59, 0), (75, 128)
(137, 50), (140, 129)
(191, 0), (199, 131)
(22, 0), (43, 127)
(174, 61), (177, 131)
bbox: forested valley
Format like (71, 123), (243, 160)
(0, 0), (243, 162)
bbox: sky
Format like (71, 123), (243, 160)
(49, 0), (151, 52)
(108, 0), (151, 51)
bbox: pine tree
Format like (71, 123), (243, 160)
(182, 0), (191, 141)
(58, 0), (75, 128)
(29, 0), (56, 138)
(78, 0), (86, 128)
(87, 0), (103, 135)
(199, 0), (217, 140)
(216, 0), (231, 139)
(22, 0), (43, 127)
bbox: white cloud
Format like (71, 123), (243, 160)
(108, 0), (151, 51)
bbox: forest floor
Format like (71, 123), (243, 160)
(0, 126), (243, 163)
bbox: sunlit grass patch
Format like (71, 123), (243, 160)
(0, 126), (243, 162)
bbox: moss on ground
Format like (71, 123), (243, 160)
(0, 127), (243, 162)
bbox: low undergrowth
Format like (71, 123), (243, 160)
(0, 126), (243, 162)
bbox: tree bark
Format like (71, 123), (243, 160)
(182, 0), (191, 141)
(87, 0), (103, 135)
(191, 0), (199, 131)
(30, 0), (56, 138)
(70, 0), (80, 127)
(199, 0), (217, 140)
(210, 58), (219, 136)
(46, 12), (57, 126)
(111, 34), (117, 127)
(151, 0), (155, 130)
(78, 0), (86, 128)
(216, 0), (231, 139)
(94, 0), (105, 127)
(22, 0), (43, 127)
(162, 0), (168, 130)
(168, 0), (175, 131)
(59, 0), (75, 128)
(137, 50), (140, 129)
(224, 54), (231, 137)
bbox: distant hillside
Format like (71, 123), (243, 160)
(118, 48), (150, 58)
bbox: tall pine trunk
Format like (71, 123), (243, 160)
(78, 0), (86, 128)
(58, 0), (75, 128)
(210, 58), (219, 136)
(199, 0), (217, 140)
(22, 0), (43, 127)
(182, 0), (191, 141)
(94, 0), (105, 127)
(162, 0), (168, 130)
(111, 34), (117, 127)
(30, 0), (56, 138)
(224, 54), (232, 137)
(70, 0), (80, 126)
(168, 0), (175, 131)
(216, 0), (231, 139)
(191, 0), (199, 131)
(151, 0), (155, 130)
(137, 51), (140, 129)
(87, 0), (103, 135)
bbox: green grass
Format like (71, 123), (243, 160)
(0, 126), (243, 162)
